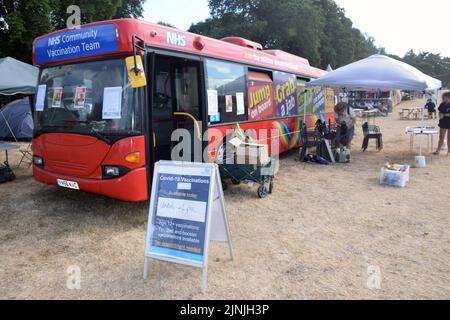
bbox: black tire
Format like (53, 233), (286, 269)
(268, 179), (274, 194)
(231, 178), (241, 185)
(221, 180), (228, 191)
(257, 185), (268, 199)
(9, 172), (15, 182)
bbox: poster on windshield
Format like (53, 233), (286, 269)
(274, 72), (297, 117)
(74, 87), (87, 109)
(102, 86), (122, 119)
(35, 85), (47, 112)
(51, 87), (63, 108)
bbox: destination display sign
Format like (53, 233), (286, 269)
(35, 24), (119, 64)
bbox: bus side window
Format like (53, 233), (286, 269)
(205, 59), (247, 124)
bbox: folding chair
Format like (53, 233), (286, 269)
(17, 143), (33, 168)
(361, 122), (383, 152)
(298, 124), (320, 161)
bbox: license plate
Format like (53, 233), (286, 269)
(56, 179), (79, 190)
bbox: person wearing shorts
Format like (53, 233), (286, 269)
(425, 99), (437, 119)
(434, 92), (450, 155)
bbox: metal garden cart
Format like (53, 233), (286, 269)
(218, 158), (277, 199)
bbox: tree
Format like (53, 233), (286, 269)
(190, 0), (378, 68)
(190, 0), (324, 65)
(0, 0), (146, 63)
(157, 21), (175, 28)
(50, 0), (146, 31)
(401, 50), (450, 87)
(114, 0), (145, 19)
(0, 0), (52, 63)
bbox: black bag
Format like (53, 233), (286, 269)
(339, 122), (349, 146)
(0, 162), (15, 183)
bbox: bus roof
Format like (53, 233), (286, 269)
(33, 19), (326, 78)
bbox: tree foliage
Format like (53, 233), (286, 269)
(190, 0), (377, 68)
(190, 0), (323, 65)
(1, 0), (449, 86)
(157, 21), (175, 28)
(0, 0), (52, 63)
(0, 0), (145, 63)
(190, 0), (379, 68)
(190, 0), (450, 85)
(401, 50), (450, 87)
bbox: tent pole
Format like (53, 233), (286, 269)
(0, 108), (19, 143)
(419, 98), (425, 157)
(303, 89), (307, 127)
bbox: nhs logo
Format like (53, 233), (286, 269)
(48, 35), (61, 46)
(166, 31), (187, 47)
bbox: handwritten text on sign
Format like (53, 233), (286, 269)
(157, 198), (207, 223)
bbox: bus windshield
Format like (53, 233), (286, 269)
(34, 59), (141, 137)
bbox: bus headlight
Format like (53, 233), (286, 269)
(33, 156), (44, 167)
(102, 166), (130, 179)
(104, 166), (120, 176)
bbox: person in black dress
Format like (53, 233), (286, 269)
(434, 92), (450, 155)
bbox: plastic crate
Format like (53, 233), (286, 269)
(379, 164), (410, 188)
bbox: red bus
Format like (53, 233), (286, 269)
(32, 19), (334, 202)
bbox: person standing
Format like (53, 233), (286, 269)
(425, 99), (437, 119)
(334, 102), (356, 148)
(433, 92), (450, 155)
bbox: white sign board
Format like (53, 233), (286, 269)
(102, 86), (122, 119)
(144, 161), (233, 293)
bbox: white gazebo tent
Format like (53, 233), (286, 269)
(308, 54), (442, 167)
(309, 54), (441, 91)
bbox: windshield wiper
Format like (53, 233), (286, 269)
(73, 121), (112, 144)
(89, 127), (111, 144)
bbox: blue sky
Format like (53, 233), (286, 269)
(143, 0), (210, 31)
(143, 0), (450, 57)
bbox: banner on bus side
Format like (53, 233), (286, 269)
(144, 161), (233, 293)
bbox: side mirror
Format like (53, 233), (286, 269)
(126, 55), (147, 88)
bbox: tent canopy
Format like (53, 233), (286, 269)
(309, 54), (442, 91)
(0, 57), (39, 96)
(0, 98), (33, 141)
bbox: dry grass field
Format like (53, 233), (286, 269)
(0, 99), (449, 299)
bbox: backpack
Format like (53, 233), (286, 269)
(0, 162), (15, 183)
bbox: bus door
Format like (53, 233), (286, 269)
(171, 60), (203, 162)
(150, 55), (203, 163)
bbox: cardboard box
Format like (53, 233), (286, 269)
(228, 137), (270, 166)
